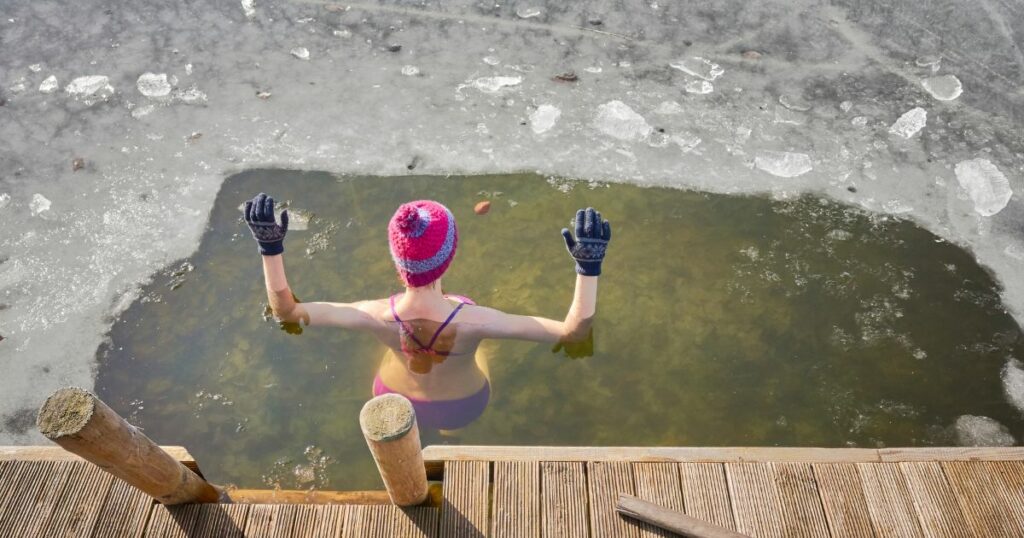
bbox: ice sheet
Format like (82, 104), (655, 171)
(0, 0), (1022, 443)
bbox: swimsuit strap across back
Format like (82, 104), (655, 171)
(389, 294), (467, 355)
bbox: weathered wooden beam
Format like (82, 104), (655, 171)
(359, 394), (428, 506)
(36, 387), (220, 505)
(423, 445), (1024, 463)
(228, 489), (393, 505)
(0, 445), (202, 475)
(616, 494), (751, 538)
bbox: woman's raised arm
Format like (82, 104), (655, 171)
(477, 207), (610, 343)
(245, 193), (374, 330)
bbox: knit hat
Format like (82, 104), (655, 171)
(388, 200), (458, 287)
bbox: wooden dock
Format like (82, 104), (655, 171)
(3, 445), (1024, 537)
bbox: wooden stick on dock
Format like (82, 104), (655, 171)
(616, 494), (751, 538)
(359, 394), (428, 506)
(36, 387), (220, 505)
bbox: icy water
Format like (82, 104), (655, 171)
(96, 169), (1024, 490)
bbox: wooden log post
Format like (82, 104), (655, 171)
(36, 387), (220, 505)
(359, 394), (428, 506)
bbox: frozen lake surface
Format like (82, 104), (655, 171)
(0, 0), (1022, 444)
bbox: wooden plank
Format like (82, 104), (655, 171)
(812, 463), (875, 538)
(13, 460), (78, 537)
(632, 462), (684, 538)
(983, 461), (1024, 531)
(0, 461), (60, 537)
(878, 447), (1024, 462)
(0, 445), (202, 475)
(145, 503), (202, 537)
(680, 463), (736, 531)
(292, 505), (347, 538)
(587, 461), (641, 538)
(541, 461), (589, 538)
(339, 504), (436, 538)
(228, 488), (391, 504)
(857, 463), (924, 538)
(0, 461), (36, 531)
(726, 462), (830, 538)
(245, 504), (300, 537)
(90, 478), (154, 538)
(898, 462), (971, 537)
(942, 461), (1024, 536)
(773, 463), (830, 538)
(425, 446), (882, 463)
(491, 460), (539, 538)
(189, 504), (250, 538)
(41, 462), (115, 537)
(439, 460), (489, 538)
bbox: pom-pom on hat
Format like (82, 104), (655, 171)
(388, 200), (458, 287)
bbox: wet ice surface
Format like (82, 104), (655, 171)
(1, 0), (1023, 444)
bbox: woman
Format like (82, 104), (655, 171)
(243, 193), (610, 431)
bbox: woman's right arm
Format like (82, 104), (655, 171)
(477, 208), (610, 343)
(246, 193), (375, 330)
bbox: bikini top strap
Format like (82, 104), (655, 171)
(426, 302), (465, 350)
(390, 294), (429, 350)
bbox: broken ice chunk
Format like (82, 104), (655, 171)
(669, 57), (724, 81)
(65, 75), (114, 100)
(529, 104), (561, 134)
(8, 77), (27, 93)
(684, 80), (713, 94)
(468, 76), (522, 93)
(291, 47), (310, 60)
(0, 193), (10, 210)
(241, 0), (255, 18)
(654, 101), (684, 115)
(30, 193), (51, 216)
(888, 107), (926, 138)
(955, 415), (1014, 447)
(593, 100), (652, 142)
(516, 7), (541, 18)
(754, 150), (813, 178)
(137, 73), (172, 98)
(173, 86), (207, 104)
(915, 55), (941, 72)
(955, 158), (1013, 216)
(778, 94), (811, 112)
(671, 133), (702, 153)
(1004, 359), (1024, 413)
(28, 63), (42, 73)
(921, 75), (962, 101)
(38, 75), (58, 93)
(400, 65), (420, 76)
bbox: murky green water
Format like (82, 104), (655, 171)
(96, 170), (1024, 490)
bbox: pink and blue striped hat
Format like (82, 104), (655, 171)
(388, 200), (458, 287)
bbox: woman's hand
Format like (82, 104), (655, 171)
(243, 193), (289, 256)
(561, 207), (611, 276)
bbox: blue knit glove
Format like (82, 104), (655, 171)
(243, 193), (289, 256)
(561, 207), (611, 276)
